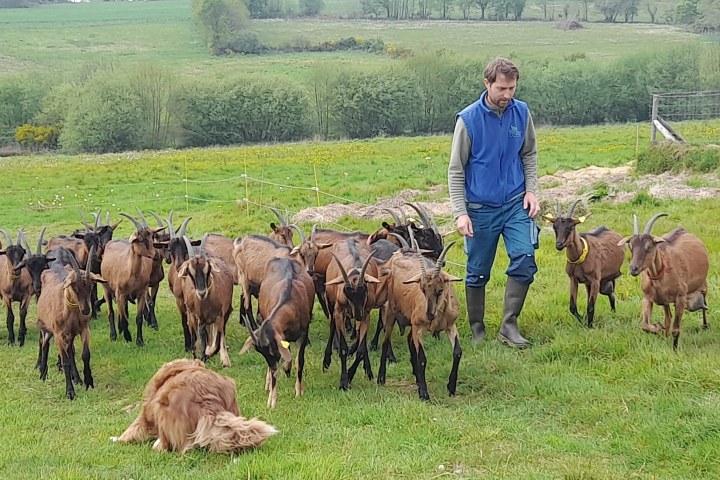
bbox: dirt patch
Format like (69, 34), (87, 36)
(293, 165), (720, 225)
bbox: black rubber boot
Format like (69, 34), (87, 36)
(498, 277), (531, 348)
(466, 285), (486, 343)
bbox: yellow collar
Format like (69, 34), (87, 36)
(65, 291), (79, 310)
(567, 237), (588, 265)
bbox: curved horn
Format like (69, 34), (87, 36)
(633, 214), (639, 235)
(67, 247), (81, 278)
(388, 232), (409, 250)
(269, 207), (286, 227)
(105, 212), (110, 226)
(199, 233), (209, 256)
(82, 221), (92, 233)
(382, 208), (402, 225)
(166, 211), (176, 240)
(36, 226), (46, 255)
(643, 213), (668, 235)
(555, 199), (561, 218)
(433, 240), (456, 278)
(310, 224), (318, 242)
(407, 224), (419, 250)
(119, 212), (143, 231)
(85, 246), (96, 280)
(330, 253), (351, 287)
(420, 255), (428, 278)
(16, 228), (24, 246)
(136, 209), (149, 228)
(183, 235), (195, 259)
(406, 202), (439, 235)
(177, 217), (192, 239)
(0, 229), (13, 246)
(19, 230), (31, 257)
(149, 211), (165, 228)
(397, 207), (407, 225)
(92, 210), (101, 230)
(358, 251), (376, 288)
(290, 224), (306, 244)
(567, 199), (582, 219)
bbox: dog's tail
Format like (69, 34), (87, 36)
(189, 411), (278, 453)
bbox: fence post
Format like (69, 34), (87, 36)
(650, 94), (659, 144)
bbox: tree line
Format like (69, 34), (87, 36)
(0, 45), (718, 153)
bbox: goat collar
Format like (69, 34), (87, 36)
(64, 291), (79, 310)
(566, 237), (588, 265)
(647, 252), (667, 281)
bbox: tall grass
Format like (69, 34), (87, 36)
(0, 126), (720, 478)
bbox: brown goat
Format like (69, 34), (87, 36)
(0, 228), (33, 346)
(542, 200), (624, 328)
(204, 234), (238, 284)
(100, 213), (164, 346)
(268, 207), (295, 247)
(114, 358), (277, 453)
(36, 247), (106, 400)
(239, 256), (315, 409)
(618, 213), (709, 349)
(376, 242), (461, 401)
(323, 238), (385, 390)
(178, 236), (234, 367)
(161, 214), (195, 352)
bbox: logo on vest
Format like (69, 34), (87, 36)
(509, 125), (521, 138)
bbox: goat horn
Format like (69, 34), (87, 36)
(555, 199), (561, 218)
(82, 221), (92, 233)
(85, 246), (96, 280)
(182, 235), (195, 259)
(166, 211), (176, 240)
(407, 223), (419, 250)
(290, 224), (306, 244)
(643, 213), (668, 235)
(199, 233), (209, 256)
(119, 212), (143, 231)
(310, 224), (318, 242)
(67, 247), (82, 278)
(567, 199), (582, 219)
(0, 229), (13, 246)
(20, 230), (31, 257)
(434, 240), (456, 278)
(420, 255), (428, 278)
(388, 232), (409, 250)
(382, 208), (402, 225)
(136, 209), (149, 228)
(16, 228), (24, 246)
(93, 210), (101, 230)
(149, 211), (165, 228)
(269, 207), (286, 226)
(36, 226), (46, 255)
(633, 214), (639, 235)
(330, 253), (352, 287)
(177, 217), (192, 239)
(397, 206), (407, 225)
(105, 211), (110, 226)
(406, 202), (439, 235)
(358, 251), (376, 288)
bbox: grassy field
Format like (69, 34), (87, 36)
(0, 123), (720, 478)
(0, 0), (704, 81)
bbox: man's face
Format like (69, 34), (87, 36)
(484, 73), (517, 109)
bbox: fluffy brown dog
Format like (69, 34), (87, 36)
(113, 359), (277, 453)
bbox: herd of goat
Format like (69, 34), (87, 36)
(0, 200), (710, 405)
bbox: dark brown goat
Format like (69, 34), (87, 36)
(618, 213), (709, 349)
(268, 207), (295, 247)
(239, 256), (315, 408)
(0, 228), (33, 346)
(542, 200), (624, 328)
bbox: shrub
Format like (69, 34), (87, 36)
(637, 143), (720, 174)
(15, 124), (61, 150)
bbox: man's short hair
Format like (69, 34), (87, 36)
(484, 58), (520, 84)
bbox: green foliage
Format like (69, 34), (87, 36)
(175, 77), (311, 146)
(630, 190), (661, 206)
(14, 124), (60, 150)
(637, 142), (720, 174)
(191, 0), (250, 54)
(0, 75), (49, 144)
(224, 31), (267, 54)
(299, 0), (324, 15)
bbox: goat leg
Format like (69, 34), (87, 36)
(6, 304), (15, 346)
(569, 278), (582, 323)
(413, 329), (430, 401)
(447, 325), (462, 397)
(600, 279), (617, 312)
(18, 297), (29, 347)
(38, 331), (51, 381)
(586, 282), (599, 329)
(69, 344), (82, 385)
(81, 328), (93, 390)
(61, 349), (76, 400)
(295, 333), (308, 397)
(322, 318), (335, 372)
(370, 315), (383, 352)
(199, 324), (209, 362)
(407, 331), (418, 380)
(134, 295), (146, 347)
(104, 285), (117, 342)
(117, 297), (132, 343)
(336, 327), (350, 391)
(181, 311), (192, 353)
(672, 302), (684, 350)
(640, 298), (661, 334)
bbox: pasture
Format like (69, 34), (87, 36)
(0, 0), (704, 82)
(1, 122), (720, 479)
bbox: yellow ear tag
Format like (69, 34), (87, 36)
(577, 216), (587, 223)
(280, 341), (290, 349)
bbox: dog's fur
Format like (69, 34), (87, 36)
(116, 359), (277, 453)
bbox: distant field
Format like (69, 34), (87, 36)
(0, 0), (703, 81)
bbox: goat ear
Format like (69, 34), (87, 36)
(652, 236), (666, 243)
(239, 336), (255, 355)
(14, 260), (26, 270)
(270, 222), (278, 232)
(177, 262), (189, 278)
(73, 232), (86, 239)
(275, 334), (293, 364)
(318, 243), (332, 250)
(402, 273), (423, 284)
(378, 267), (391, 277)
(577, 213), (592, 223)
(90, 273), (108, 284)
(325, 276), (345, 286)
(541, 214), (555, 223)
(209, 259), (222, 272)
(290, 246), (300, 256)
(617, 236), (631, 247)
(363, 274), (380, 284)
(128, 232), (139, 243)
(153, 241), (168, 249)
(441, 273), (463, 283)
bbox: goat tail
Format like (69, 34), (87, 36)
(190, 411), (277, 453)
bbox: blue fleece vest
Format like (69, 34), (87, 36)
(457, 91), (529, 207)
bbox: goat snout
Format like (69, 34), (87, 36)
(195, 288), (208, 300)
(629, 265), (640, 276)
(555, 242), (565, 250)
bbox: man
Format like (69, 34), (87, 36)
(448, 57), (539, 348)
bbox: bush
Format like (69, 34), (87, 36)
(636, 143), (720, 174)
(222, 32), (267, 54)
(15, 124), (61, 150)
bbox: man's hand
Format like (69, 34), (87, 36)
(524, 192), (540, 218)
(456, 214), (473, 237)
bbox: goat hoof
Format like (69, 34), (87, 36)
(136, 339), (144, 347)
(388, 355), (397, 364)
(110, 333), (117, 342)
(85, 378), (94, 390)
(418, 392), (430, 401)
(339, 383), (349, 391)
(67, 391), (76, 401)
(377, 375), (385, 385)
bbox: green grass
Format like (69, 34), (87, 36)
(0, 0), (704, 82)
(1, 125), (720, 478)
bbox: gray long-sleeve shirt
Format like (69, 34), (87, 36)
(448, 108), (538, 219)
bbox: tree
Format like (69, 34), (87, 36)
(458, 0), (474, 18)
(595, 0), (624, 22)
(475, 0), (490, 19)
(191, 0), (250, 54)
(675, 0), (699, 23)
(646, 0), (658, 22)
(299, 0), (324, 15)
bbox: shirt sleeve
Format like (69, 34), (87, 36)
(520, 112), (538, 195)
(448, 118), (471, 219)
